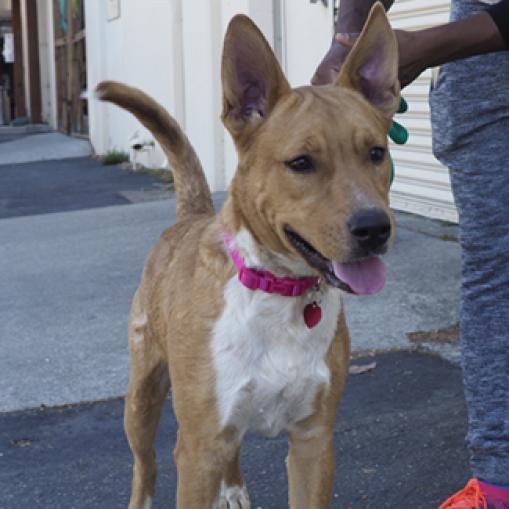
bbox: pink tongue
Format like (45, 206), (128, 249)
(332, 257), (387, 295)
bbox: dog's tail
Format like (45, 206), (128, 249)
(95, 81), (214, 220)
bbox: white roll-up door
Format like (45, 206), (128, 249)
(388, 0), (457, 222)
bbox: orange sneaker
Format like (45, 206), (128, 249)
(439, 479), (509, 509)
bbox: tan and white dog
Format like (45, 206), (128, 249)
(97, 3), (399, 508)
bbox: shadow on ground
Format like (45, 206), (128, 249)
(0, 157), (170, 218)
(0, 352), (469, 509)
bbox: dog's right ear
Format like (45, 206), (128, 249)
(221, 15), (290, 142)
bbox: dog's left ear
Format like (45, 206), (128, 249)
(221, 15), (290, 141)
(337, 2), (400, 118)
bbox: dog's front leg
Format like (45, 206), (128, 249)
(174, 429), (247, 509)
(287, 425), (336, 509)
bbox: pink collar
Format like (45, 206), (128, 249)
(223, 232), (319, 297)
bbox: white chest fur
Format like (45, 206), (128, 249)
(211, 276), (342, 437)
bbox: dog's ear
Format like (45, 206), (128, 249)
(337, 2), (400, 118)
(221, 15), (290, 141)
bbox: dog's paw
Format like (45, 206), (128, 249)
(217, 483), (251, 509)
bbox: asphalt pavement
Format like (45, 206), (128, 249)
(0, 156), (469, 508)
(1, 352), (469, 509)
(0, 157), (169, 218)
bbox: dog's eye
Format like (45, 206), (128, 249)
(369, 146), (386, 165)
(285, 156), (315, 173)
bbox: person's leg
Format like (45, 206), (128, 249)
(437, 124), (509, 508)
(447, 127), (509, 485)
(429, 2), (509, 498)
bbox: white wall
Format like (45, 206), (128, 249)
(281, 0), (333, 87)
(85, 0), (181, 169)
(181, 0), (224, 189)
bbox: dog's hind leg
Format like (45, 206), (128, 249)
(125, 360), (169, 509)
(125, 297), (170, 509)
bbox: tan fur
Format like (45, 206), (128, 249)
(95, 82), (214, 221)
(97, 3), (399, 508)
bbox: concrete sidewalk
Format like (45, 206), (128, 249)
(0, 192), (461, 412)
(0, 131), (91, 165)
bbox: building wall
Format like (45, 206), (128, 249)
(85, 0), (180, 170)
(280, 0), (333, 87)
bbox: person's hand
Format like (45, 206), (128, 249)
(311, 42), (352, 85)
(335, 30), (428, 88)
(312, 29), (428, 88)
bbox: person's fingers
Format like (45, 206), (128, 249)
(311, 63), (342, 85)
(335, 33), (358, 48)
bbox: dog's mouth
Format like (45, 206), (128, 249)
(284, 227), (387, 295)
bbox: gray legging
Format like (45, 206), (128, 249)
(429, 0), (509, 485)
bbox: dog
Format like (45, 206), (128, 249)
(96, 3), (399, 508)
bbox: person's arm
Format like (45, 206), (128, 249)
(485, 0), (509, 49)
(376, 10), (506, 88)
(313, 0), (509, 87)
(335, 0), (394, 34)
(312, 0), (393, 85)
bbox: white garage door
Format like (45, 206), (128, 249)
(388, 0), (458, 222)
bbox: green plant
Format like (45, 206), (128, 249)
(140, 168), (174, 189)
(101, 150), (130, 165)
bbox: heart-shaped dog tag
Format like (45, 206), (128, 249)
(304, 302), (322, 329)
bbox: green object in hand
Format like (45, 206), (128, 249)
(398, 96), (408, 114)
(388, 97), (409, 185)
(389, 97), (409, 144)
(389, 120), (409, 145)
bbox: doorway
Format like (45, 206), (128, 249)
(0, 1), (13, 124)
(0, 0), (45, 126)
(52, 0), (88, 136)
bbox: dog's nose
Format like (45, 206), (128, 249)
(348, 209), (391, 252)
